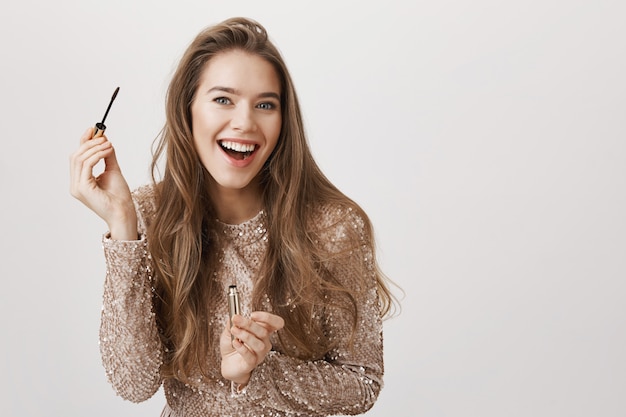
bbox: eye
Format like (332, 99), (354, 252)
(214, 97), (231, 105)
(257, 102), (276, 110)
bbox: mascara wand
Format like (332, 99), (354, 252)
(93, 87), (120, 138)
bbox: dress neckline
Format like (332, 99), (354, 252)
(214, 210), (268, 245)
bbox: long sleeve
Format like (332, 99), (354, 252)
(99, 189), (164, 403)
(234, 208), (385, 416)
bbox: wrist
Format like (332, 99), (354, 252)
(232, 374), (250, 388)
(230, 377), (249, 395)
(109, 224), (139, 241)
(108, 210), (138, 241)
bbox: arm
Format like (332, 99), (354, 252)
(70, 128), (163, 401)
(99, 191), (164, 402)
(235, 209), (385, 415)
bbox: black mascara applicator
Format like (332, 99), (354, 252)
(93, 87), (120, 138)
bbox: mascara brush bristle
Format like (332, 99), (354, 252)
(101, 86), (120, 124)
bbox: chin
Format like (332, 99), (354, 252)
(212, 174), (258, 191)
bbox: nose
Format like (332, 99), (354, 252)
(230, 104), (257, 133)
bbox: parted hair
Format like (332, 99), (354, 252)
(148, 17), (394, 382)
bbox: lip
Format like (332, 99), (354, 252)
(217, 138), (260, 168)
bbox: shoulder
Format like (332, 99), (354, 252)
(131, 183), (158, 232)
(310, 202), (365, 230)
(132, 183), (157, 213)
(308, 202), (371, 251)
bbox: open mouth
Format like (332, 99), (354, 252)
(218, 140), (257, 160)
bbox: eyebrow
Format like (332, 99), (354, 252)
(207, 86), (280, 101)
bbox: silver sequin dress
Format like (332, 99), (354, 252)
(99, 185), (385, 416)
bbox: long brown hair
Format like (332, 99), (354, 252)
(149, 17), (396, 381)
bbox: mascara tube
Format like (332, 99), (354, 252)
(228, 285), (241, 318)
(93, 122), (107, 138)
(228, 285), (241, 341)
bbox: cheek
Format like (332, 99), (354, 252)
(190, 110), (202, 148)
(190, 109), (218, 155)
(190, 125), (213, 164)
(268, 117), (282, 148)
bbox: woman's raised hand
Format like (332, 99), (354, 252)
(69, 127), (137, 240)
(220, 311), (285, 387)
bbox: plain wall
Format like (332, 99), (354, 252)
(1, 0), (625, 416)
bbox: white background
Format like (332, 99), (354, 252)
(1, 1), (625, 416)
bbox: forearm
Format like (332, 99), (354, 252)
(237, 350), (383, 415)
(100, 236), (164, 402)
(235, 293), (385, 415)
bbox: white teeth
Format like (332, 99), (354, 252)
(220, 140), (255, 153)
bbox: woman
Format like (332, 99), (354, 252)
(70, 17), (395, 416)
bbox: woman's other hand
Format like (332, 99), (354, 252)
(220, 311), (285, 387)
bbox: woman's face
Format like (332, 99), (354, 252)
(191, 50), (282, 194)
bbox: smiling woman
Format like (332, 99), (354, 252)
(191, 50), (282, 218)
(68, 16), (397, 417)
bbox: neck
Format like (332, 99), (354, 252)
(208, 180), (263, 225)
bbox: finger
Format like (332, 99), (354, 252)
(71, 136), (109, 171)
(230, 325), (268, 354)
(102, 142), (121, 171)
(80, 126), (95, 144)
(72, 153), (113, 202)
(250, 311), (285, 332)
(232, 315), (272, 341)
(74, 138), (111, 168)
(231, 335), (261, 366)
(76, 142), (114, 185)
(219, 319), (236, 352)
(70, 139), (112, 193)
(72, 135), (108, 161)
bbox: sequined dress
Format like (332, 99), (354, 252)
(99, 185), (384, 416)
